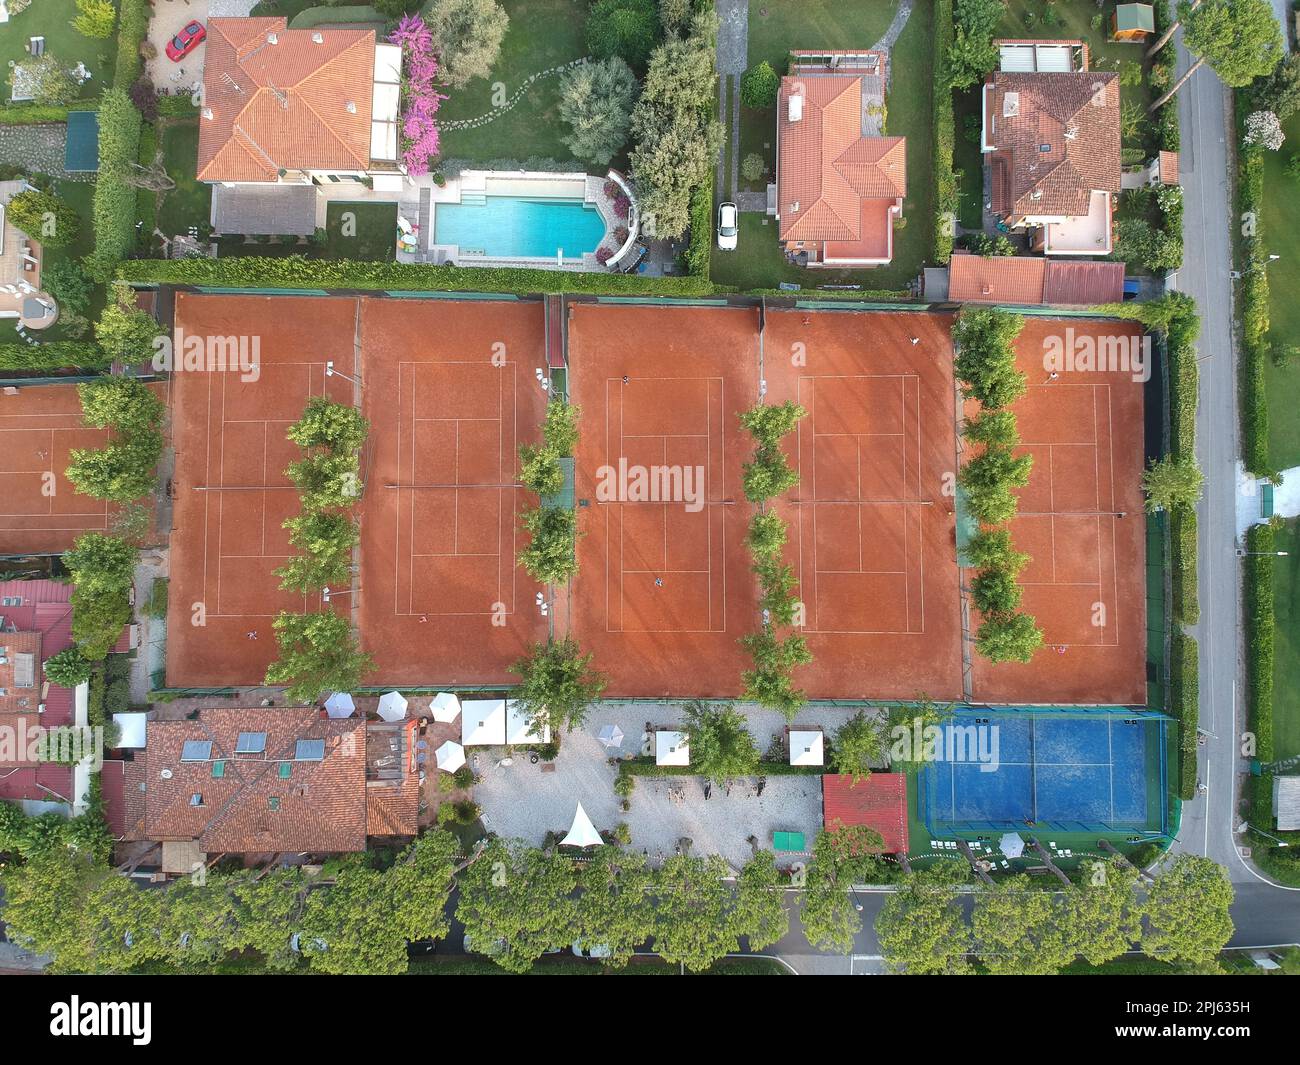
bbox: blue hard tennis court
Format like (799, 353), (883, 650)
(920, 711), (1169, 834)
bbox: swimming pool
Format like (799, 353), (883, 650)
(434, 196), (608, 259)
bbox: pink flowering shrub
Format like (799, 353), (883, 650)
(390, 15), (448, 177)
(596, 246), (614, 264)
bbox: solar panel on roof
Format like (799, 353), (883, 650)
(295, 738), (325, 761)
(181, 739), (212, 761)
(235, 731), (267, 754)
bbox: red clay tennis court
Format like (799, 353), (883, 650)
(567, 304), (760, 697)
(0, 382), (119, 555)
(970, 317), (1147, 705)
(358, 299), (549, 686)
(764, 309), (964, 700)
(166, 294), (358, 686)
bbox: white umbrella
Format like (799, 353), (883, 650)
(323, 692), (355, 719)
(376, 691), (408, 722)
(999, 832), (1025, 859)
(430, 692), (461, 723)
(596, 724), (625, 749)
(560, 802), (603, 848)
(435, 740), (465, 773)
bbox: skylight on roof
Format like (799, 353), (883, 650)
(295, 738), (325, 761)
(181, 740), (212, 761)
(235, 731), (267, 754)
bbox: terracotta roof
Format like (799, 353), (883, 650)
(197, 18), (378, 183)
(949, 253), (1047, 304)
(987, 70), (1120, 218)
(822, 773), (909, 853)
(777, 72), (905, 244)
(366, 782), (419, 837)
(1158, 150), (1179, 185)
(1042, 259), (1126, 305)
(129, 707), (368, 855)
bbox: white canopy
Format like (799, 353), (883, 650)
(596, 724), (625, 749)
(655, 730), (689, 766)
(788, 729), (824, 766)
(505, 699), (549, 744)
(560, 802), (603, 848)
(435, 740), (466, 773)
(112, 712), (147, 749)
(376, 691), (408, 722)
(461, 699), (507, 746)
(430, 692), (462, 723)
(323, 692), (356, 719)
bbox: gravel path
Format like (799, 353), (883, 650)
(0, 124), (87, 180)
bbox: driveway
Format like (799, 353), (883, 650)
(147, 0), (209, 93)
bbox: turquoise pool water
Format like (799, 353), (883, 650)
(434, 196), (608, 259)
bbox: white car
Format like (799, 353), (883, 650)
(717, 201), (738, 251)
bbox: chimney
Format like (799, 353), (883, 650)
(268, 33), (278, 45)
(312, 32), (324, 44)
(345, 101), (357, 114)
(202, 107), (213, 120)
(788, 93), (803, 123)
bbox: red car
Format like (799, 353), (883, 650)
(165, 21), (206, 62)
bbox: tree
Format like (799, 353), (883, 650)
(952, 307), (1027, 409)
(680, 700), (759, 784)
(576, 846), (656, 967)
(1142, 454), (1204, 512)
(974, 611), (1043, 664)
(94, 287), (166, 364)
(374, 0), (423, 17)
(588, 0), (663, 73)
(10, 55), (79, 106)
(944, 0), (1004, 90)
(1244, 110), (1285, 151)
(299, 860), (409, 974)
(970, 564), (1023, 615)
(4, 189), (80, 249)
(64, 533), (136, 659)
(630, 23), (723, 238)
(652, 853), (738, 971)
(740, 151), (766, 183)
(229, 869), (308, 971)
(747, 510), (788, 558)
(799, 827), (885, 953)
(264, 611), (373, 704)
(958, 443), (1032, 498)
(274, 513), (359, 594)
(740, 61), (779, 109)
(66, 440), (160, 503)
(1249, 53), (1300, 121)
(510, 635), (608, 734)
(972, 875), (1076, 975)
(0, 847), (106, 972)
(963, 408), (1019, 448)
(963, 527), (1028, 572)
(286, 396), (368, 454)
(422, 0), (509, 87)
(518, 442), (565, 495)
(658, 0), (691, 36)
(42, 260), (94, 316)
(43, 647), (94, 688)
(1069, 858), (1142, 966)
(518, 506), (579, 583)
(1149, 0), (1283, 113)
(540, 400), (581, 455)
(72, 0), (116, 38)
(78, 376), (164, 437)
(732, 851), (789, 951)
(457, 840), (578, 973)
(740, 625), (812, 719)
(886, 696), (954, 769)
(876, 864), (973, 974)
(829, 711), (885, 783)
(558, 57), (640, 165)
(285, 452), (363, 512)
(1141, 854), (1235, 965)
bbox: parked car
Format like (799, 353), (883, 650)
(166, 21), (206, 62)
(717, 201), (738, 251)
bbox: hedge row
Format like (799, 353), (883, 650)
(618, 758), (824, 779)
(1244, 522), (1275, 766)
(91, 88), (145, 276)
(115, 256), (717, 296)
(1170, 505), (1198, 627)
(684, 184), (712, 279)
(1171, 629), (1199, 800)
(114, 0), (153, 91)
(0, 105), (70, 126)
(1150, 0), (1180, 153)
(0, 342), (111, 371)
(1236, 94), (1271, 477)
(932, 0), (957, 265)
(1166, 298), (1200, 461)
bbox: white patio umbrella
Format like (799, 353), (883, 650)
(999, 832), (1025, 859)
(323, 692), (356, 719)
(430, 692), (461, 723)
(596, 724), (625, 749)
(376, 690), (408, 722)
(435, 740), (466, 773)
(560, 802), (603, 848)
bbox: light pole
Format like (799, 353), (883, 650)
(321, 586), (359, 604)
(1237, 549), (1289, 557)
(325, 360), (362, 387)
(1241, 822), (1289, 848)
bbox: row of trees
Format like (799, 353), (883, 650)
(951, 308), (1044, 665)
(518, 401), (582, 584)
(738, 401), (812, 718)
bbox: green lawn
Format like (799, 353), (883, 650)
(1271, 521), (1300, 761)
(156, 120), (212, 239)
(952, 88), (984, 229)
(712, 0), (931, 293)
(436, 0), (589, 165)
(324, 201), (398, 261)
(746, 0), (898, 74)
(38, 177), (105, 339)
(1261, 113), (1300, 469)
(0, 0), (114, 104)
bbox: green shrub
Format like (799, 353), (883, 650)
(932, 0), (957, 264)
(740, 61), (779, 109)
(0, 342), (109, 371)
(92, 88), (145, 273)
(114, 0), (152, 90)
(1244, 523), (1275, 767)
(683, 184), (713, 278)
(1170, 505), (1199, 626)
(1171, 631), (1199, 800)
(146, 578), (168, 620)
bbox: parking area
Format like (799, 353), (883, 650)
(147, 0), (209, 92)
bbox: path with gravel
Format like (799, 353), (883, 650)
(873, 0), (914, 56)
(715, 0), (747, 202)
(0, 124), (87, 180)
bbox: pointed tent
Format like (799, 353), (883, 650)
(376, 691), (408, 722)
(324, 692), (356, 719)
(435, 740), (466, 773)
(430, 692), (461, 723)
(560, 802), (603, 848)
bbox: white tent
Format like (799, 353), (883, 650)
(560, 802), (603, 848)
(505, 699), (549, 744)
(596, 724), (625, 749)
(655, 730), (689, 766)
(323, 692), (356, 719)
(999, 832), (1025, 858)
(461, 699), (507, 746)
(376, 691), (408, 722)
(112, 712), (147, 749)
(430, 692), (461, 723)
(435, 740), (466, 773)
(788, 729), (824, 766)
